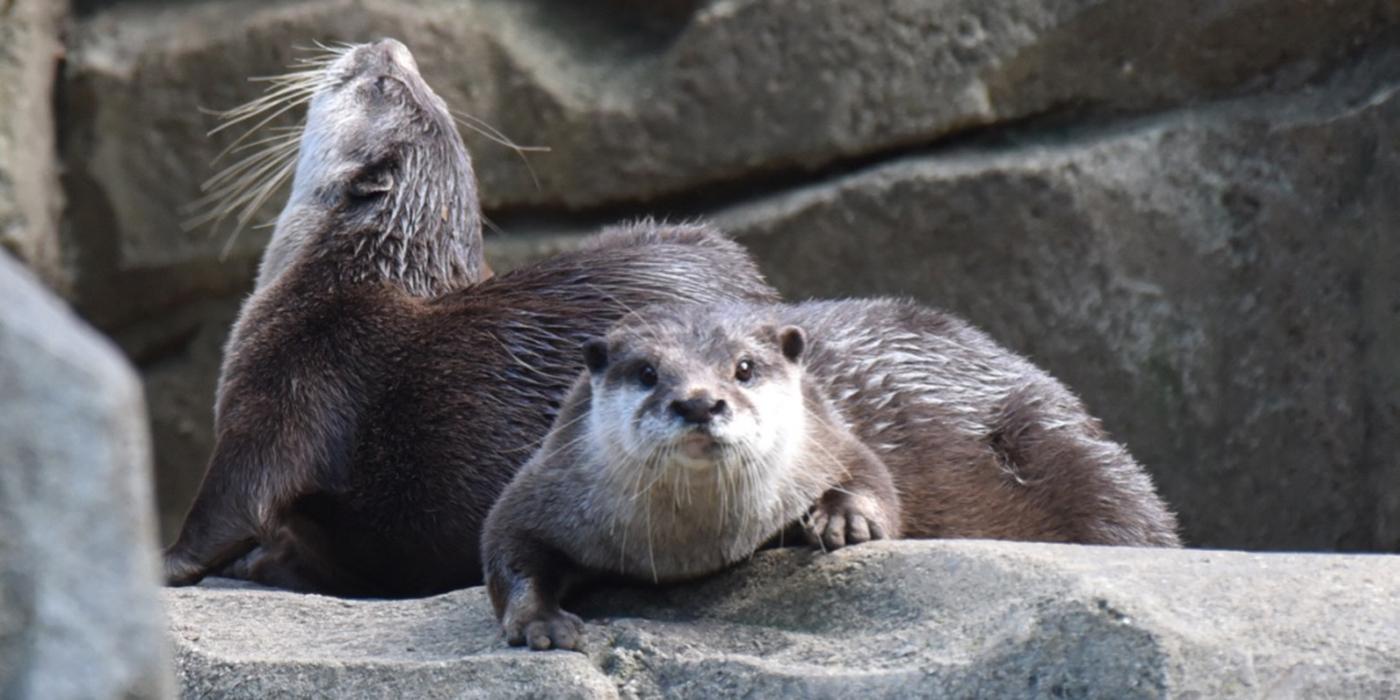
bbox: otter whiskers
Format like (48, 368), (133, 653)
(449, 108), (549, 191)
(183, 47), (344, 252)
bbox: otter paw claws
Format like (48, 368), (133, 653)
(805, 494), (888, 551)
(504, 609), (585, 652)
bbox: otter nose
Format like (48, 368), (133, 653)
(352, 38), (418, 75)
(670, 396), (727, 425)
(372, 38), (418, 72)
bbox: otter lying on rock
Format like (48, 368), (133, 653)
(163, 40), (777, 597)
(483, 300), (1179, 651)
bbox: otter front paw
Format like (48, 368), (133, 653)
(503, 605), (586, 652)
(804, 491), (889, 551)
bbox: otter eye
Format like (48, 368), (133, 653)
(735, 359), (755, 383)
(638, 363), (658, 389)
(348, 166), (394, 199)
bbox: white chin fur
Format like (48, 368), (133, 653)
(587, 375), (808, 480)
(670, 450), (722, 472)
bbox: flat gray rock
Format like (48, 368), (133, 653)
(166, 540), (1400, 699)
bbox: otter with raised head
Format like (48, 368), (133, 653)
(483, 300), (1179, 650)
(162, 39), (777, 597)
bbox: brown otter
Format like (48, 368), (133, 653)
(162, 40), (778, 597)
(483, 300), (1180, 650)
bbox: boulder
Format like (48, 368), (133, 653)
(57, 1), (1400, 553)
(165, 540), (1400, 698)
(0, 0), (66, 291)
(60, 0), (1400, 322)
(720, 47), (1400, 552)
(0, 252), (172, 698)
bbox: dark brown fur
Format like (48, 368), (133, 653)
(483, 300), (1179, 650)
(162, 39), (778, 597)
(164, 222), (776, 597)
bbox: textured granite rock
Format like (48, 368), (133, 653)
(50, 1), (1400, 553)
(0, 252), (172, 698)
(60, 0), (1400, 316)
(0, 0), (66, 291)
(719, 48), (1400, 552)
(165, 540), (1400, 698)
(478, 49), (1400, 553)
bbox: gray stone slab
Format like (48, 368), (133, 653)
(165, 540), (1400, 698)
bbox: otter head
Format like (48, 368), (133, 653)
(581, 305), (809, 478)
(253, 39), (485, 294)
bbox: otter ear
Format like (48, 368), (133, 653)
(582, 338), (609, 374)
(778, 326), (806, 363)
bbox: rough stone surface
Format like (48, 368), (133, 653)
(47, 0), (1400, 553)
(473, 49), (1400, 554)
(720, 48), (1400, 553)
(0, 0), (66, 291)
(166, 540), (1400, 698)
(0, 252), (172, 698)
(60, 0), (1400, 320)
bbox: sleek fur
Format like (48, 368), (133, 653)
(162, 41), (777, 597)
(484, 300), (1179, 650)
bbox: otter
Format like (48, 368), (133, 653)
(162, 39), (777, 597)
(483, 300), (1180, 650)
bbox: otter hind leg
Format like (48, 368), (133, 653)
(164, 384), (360, 588)
(226, 510), (372, 596)
(990, 386), (1182, 547)
(162, 476), (259, 587)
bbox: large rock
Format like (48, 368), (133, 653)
(485, 48), (1400, 553)
(0, 0), (66, 291)
(0, 252), (172, 698)
(59, 1), (1400, 553)
(60, 0), (1400, 324)
(166, 540), (1400, 698)
(722, 48), (1400, 552)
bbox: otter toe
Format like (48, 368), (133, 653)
(803, 509), (830, 548)
(525, 621), (553, 650)
(847, 514), (872, 545)
(822, 511), (849, 550)
(521, 611), (585, 652)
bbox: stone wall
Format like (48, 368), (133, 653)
(35, 0), (1400, 551)
(0, 0), (65, 290)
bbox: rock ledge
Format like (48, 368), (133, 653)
(167, 540), (1400, 698)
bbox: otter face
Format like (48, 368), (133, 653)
(582, 309), (808, 476)
(259, 38), (482, 293)
(295, 39), (460, 207)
